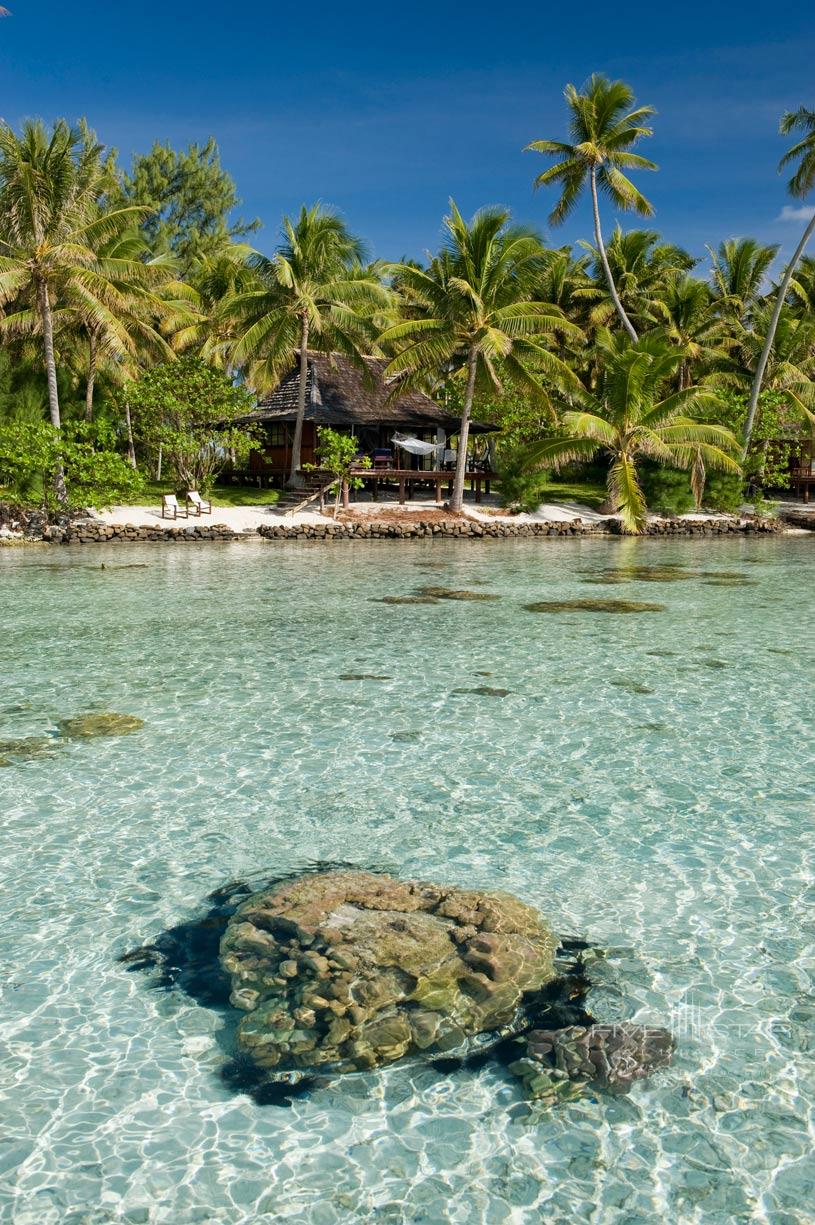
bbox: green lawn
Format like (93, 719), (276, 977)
(143, 482), (280, 508)
(532, 479), (607, 509)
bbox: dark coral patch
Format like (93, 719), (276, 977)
(525, 599), (666, 614)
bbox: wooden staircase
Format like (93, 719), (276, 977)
(276, 472), (335, 516)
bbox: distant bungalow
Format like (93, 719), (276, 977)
(239, 351), (496, 488)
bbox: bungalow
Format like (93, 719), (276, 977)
(237, 351), (496, 485)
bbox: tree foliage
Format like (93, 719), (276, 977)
(523, 332), (742, 532)
(308, 426), (371, 518)
(124, 357), (254, 489)
(114, 138), (260, 275)
(0, 83), (814, 521)
(0, 419), (144, 508)
(382, 202), (581, 511)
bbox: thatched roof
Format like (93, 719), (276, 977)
(239, 352), (497, 435)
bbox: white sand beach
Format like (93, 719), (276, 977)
(86, 497), (765, 534)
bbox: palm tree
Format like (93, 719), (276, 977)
(713, 303), (815, 426)
(576, 227), (694, 334)
(787, 253), (815, 313)
(708, 237), (778, 321)
(77, 230), (179, 420)
(223, 205), (390, 485)
(381, 202), (582, 513)
(526, 74), (657, 342)
(0, 224), (178, 421)
(170, 241), (259, 367)
(522, 332), (741, 533)
(654, 275), (733, 389)
(535, 246), (593, 319)
(0, 120), (144, 496)
(744, 107), (815, 453)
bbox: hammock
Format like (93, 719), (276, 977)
(392, 435), (444, 457)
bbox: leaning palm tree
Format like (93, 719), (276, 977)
(744, 107), (815, 453)
(522, 332), (741, 533)
(0, 120), (145, 496)
(223, 205), (390, 485)
(526, 74), (657, 342)
(381, 202), (582, 513)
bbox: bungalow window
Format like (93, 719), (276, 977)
(268, 425), (288, 447)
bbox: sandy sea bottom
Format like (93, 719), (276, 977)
(0, 536), (814, 1225)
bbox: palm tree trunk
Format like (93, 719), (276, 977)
(590, 167), (638, 343)
(124, 401), (137, 469)
(85, 330), (98, 422)
(743, 211), (815, 455)
(288, 316), (310, 487)
(36, 277), (67, 503)
(449, 348), (478, 513)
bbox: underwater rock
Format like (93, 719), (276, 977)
(452, 686), (511, 698)
(58, 712), (145, 739)
(610, 680), (655, 695)
(415, 586), (500, 602)
(584, 565), (694, 585)
(219, 869), (557, 1076)
(338, 673), (393, 681)
(0, 735), (57, 764)
(376, 596), (440, 605)
(524, 599), (666, 615)
(508, 1023), (675, 1103)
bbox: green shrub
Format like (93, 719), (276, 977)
(703, 473), (746, 514)
(639, 464), (695, 516)
(0, 420), (144, 509)
(496, 448), (551, 512)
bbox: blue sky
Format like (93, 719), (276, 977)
(1, 1), (813, 269)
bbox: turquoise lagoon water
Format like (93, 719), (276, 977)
(1, 535), (814, 1225)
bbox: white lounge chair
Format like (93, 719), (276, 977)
(161, 494), (188, 520)
(186, 490), (212, 516)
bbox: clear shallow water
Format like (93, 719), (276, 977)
(1, 536), (814, 1225)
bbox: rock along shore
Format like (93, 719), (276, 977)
(0, 501), (788, 544)
(21, 515), (785, 544)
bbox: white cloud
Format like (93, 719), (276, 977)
(778, 205), (815, 223)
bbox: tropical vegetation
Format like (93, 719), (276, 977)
(0, 79), (813, 530)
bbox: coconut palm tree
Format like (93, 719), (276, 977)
(77, 234), (182, 421)
(223, 205), (390, 485)
(787, 254), (815, 313)
(381, 202), (582, 513)
(0, 224), (178, 421)
(744, 107), (815, 452)
(654, 275), (733, 389)
(713, 304), (815, 426)
(576, 227), (694, 334)
(525, 74), (657, 342)
(170, 241), (259, 367)
(708, 237), (778, 322)
(0, 120), (145, 496)
(522, 331), (741, 533)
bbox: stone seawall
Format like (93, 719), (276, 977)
(1, 509), (785, 546)
(256, 517), (783, 541)
(42, 522), (243, 544)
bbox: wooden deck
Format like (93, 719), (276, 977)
(791, 468), (815, 503)
(350, 467), (493, 504)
